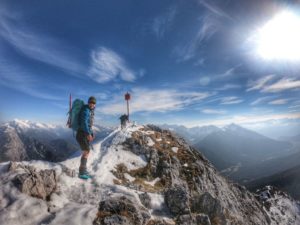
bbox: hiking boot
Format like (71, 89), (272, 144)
(78, 173), (92, 179)
(78, 168), (92, 179)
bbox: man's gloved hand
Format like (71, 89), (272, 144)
(87, 134), (94, 142)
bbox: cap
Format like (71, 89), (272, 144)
(88, 96), (96, 104)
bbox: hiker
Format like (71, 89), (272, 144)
(119, 114), (128, 129)
(76, 96), (96, 179)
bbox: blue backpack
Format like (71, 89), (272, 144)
(67, 99), (84, 131)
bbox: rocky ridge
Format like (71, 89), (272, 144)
(0, 124), (299, 225)
(93, 125), (300, 225)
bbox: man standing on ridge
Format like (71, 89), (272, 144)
(76, 96), (96, 179)
(119, 114), (128, 129)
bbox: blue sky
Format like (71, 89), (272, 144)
(0, 0), (299, 137)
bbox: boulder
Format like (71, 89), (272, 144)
(139, 192), (151, 209)
(12, 166), (57, 200)
(191, 192), (226, 224)
(176, 214), (211, 225)
(164, 185), (190, 215)
(101, 215), (130, 225)
(93, 196), (150, 225)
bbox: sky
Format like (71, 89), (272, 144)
(0, 0), (300, 138)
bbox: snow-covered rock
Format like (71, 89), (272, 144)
(0, 123), (299, 225)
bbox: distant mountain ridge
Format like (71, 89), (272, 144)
(160, 124), (220, 144)
(161, 123), (293, 181)
(0, 119), (113, 163)
(247, 164), (300, 201)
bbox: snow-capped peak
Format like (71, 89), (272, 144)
(6, 119), (55, 130)
(222, 123), (243, 131)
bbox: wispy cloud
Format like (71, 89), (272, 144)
(215, 84), (241, 91)
(174, 0), (232, 63)
(289, 104), (300, 109)
(220, 96), (243, 105)
(218, 64), (242, 79)
(0, 63), (63, 100)
(198, 0), (232, 19)
(182, 112), (300, 128)
(174, 14), (219, 62)
(247, 75), (275, 91)
(199, 76), (211, 86)
(202, 109), (226, 115)
(88, 47), (137, 83)
(247, 75), (300, 93)
(220, 67), (236, 77)
(0, 9), (84, 76)
(262, 78), (300, 93)
(269, 99), (289, 105)
(99, 88), (214, 115)
(194, 58), (205, 66)
(152, 6), (177, 40)
(250, 96), (275, 106)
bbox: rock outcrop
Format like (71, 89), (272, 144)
(94, 125), (277, 225)
(93, 196), (150, 225)
(10, 162), (57, 200)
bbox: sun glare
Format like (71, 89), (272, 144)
(256, 11), (300, 61)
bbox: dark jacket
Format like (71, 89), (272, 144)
(120, 114), (128, 123)
(78, 105), (93, 135)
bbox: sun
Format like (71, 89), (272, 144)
(256, 11), (300, 61)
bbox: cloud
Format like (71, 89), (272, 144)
(194, 58), (205, 66)
(173, 0), (232, 63)
(221, 68), (235, 77)
(0, 63), (63, 100)
(220, 96), (243, 105)
(289, 104), (300, 109)
(250, 96), (274, 106)
(174, 14), (219, 62)
(215, 84), (241, 91)
(247, 76), (300, 93)
(94, 92), (110, 100)
(182, 112), (300, 128)
(202, 109), (226, 115)
(88, 47), (137, 83)
(99, 88), (214, 115)
(199, 76), (211, 86)
(247, 75), (275, 91)
(262, 78), (300, 93)
(152, 6), (177, 40)
(269, 99), (289, 105)
(198, 0), (231, 19)
(218, 64), (243, 79)
(0, 10), (84, 76)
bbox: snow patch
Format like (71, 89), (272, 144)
(144, 177), (161, 186)
(171, 147), (178, 153)
(147, 137), (155, 146)
(148, 193), (165, 210)
(124, 173), (135, 182)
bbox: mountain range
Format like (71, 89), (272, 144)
(0, 123), (299, 225)
(0, 119), (113, 163)
(161, 123), (298, 182)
